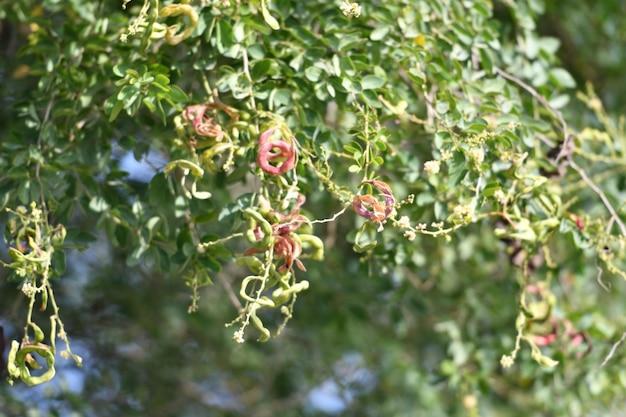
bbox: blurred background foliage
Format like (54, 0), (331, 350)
(542, 0), (626, 116)
(0, 0), (626, 416)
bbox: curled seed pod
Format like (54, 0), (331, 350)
(182, 105), (225, 140)
(159, 4), (198, 45)
(257, 128), (296, 176)
(195, 119), (224, 140)
(353, 180), (395, 222)
(273, 235), (304, 272)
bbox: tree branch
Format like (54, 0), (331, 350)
(569, 159), (626, 236)
(600, 331), (626, 369)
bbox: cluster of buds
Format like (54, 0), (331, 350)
(340, 0), (362, 18)
(182, 104), (225, 142)
(352, 180), (395, 223)
(257, 128), (296, 176)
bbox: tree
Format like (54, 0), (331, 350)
(1, 0), (625, 415)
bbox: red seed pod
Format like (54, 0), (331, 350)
(257, 128), (296, 175)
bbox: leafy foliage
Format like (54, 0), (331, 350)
(1, 0), (626, 415)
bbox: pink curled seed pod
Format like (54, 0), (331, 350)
(353, 195), (388, 222)
(353, 180), (396, 222)
(182, 104), (225, 139)
(257, 128), (296, 176)
(363, 180), (395, 217)
(182, 104), (207, 126)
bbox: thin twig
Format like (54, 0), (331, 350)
(494, 67), (567, 135)
(595, 256), (611, 292)
(311, 206), (349, 224)
(216, 273), (243, 311)
(241, 47), (256, 109)
(569, 159), (626, 236)
(600, 331), (626, 369)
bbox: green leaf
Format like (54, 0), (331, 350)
(361, 75), (386, 90)
(271, 88), (292, 107)
(127, 244), (149, 267)
(370, 26), (390, 41)
(153, 73), (170, 86)
(149, 173), (170, 206)
(416, 193), (435, 206)
(168, 85), (188, 103)
(345, 139), (363, 151)
(371, 156), (384, 165)
(447, 152), (468, 186)
(108, 100), (124, 122)
(304, 66), (323, 82)
(52, 250), (67, 276)
(338, 34), (363, 51)
(17, 180), (34, 205)
(216, 19), (234, 52)
(117, 84), (140, 103)
(261, 0), (280, 30)
(548, 68), (576, 89)
(360, 90), (382, 108)
(89, 196), (110, 213)
(251, 59), (272, 80)
(436, 100), (450, 114)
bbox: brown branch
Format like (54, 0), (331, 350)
(216, 272), (243, 311)
(569, 159), (626, 236)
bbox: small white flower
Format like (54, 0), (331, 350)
(500, 354), (514, 368)
(494, 189), (506, 204)
(424, 160), (441, 174)
(416, 223), (427, 231)
(453, 204), (472, 218)
(468, 147), (484, 165)
(340, 0), (362, 18)
(21, 282), (37, 297)
(403, 230), (416, 241)
(507, 121), (518, 130)
(233, 329), (245, 344)
(397, 215), (411, 229)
